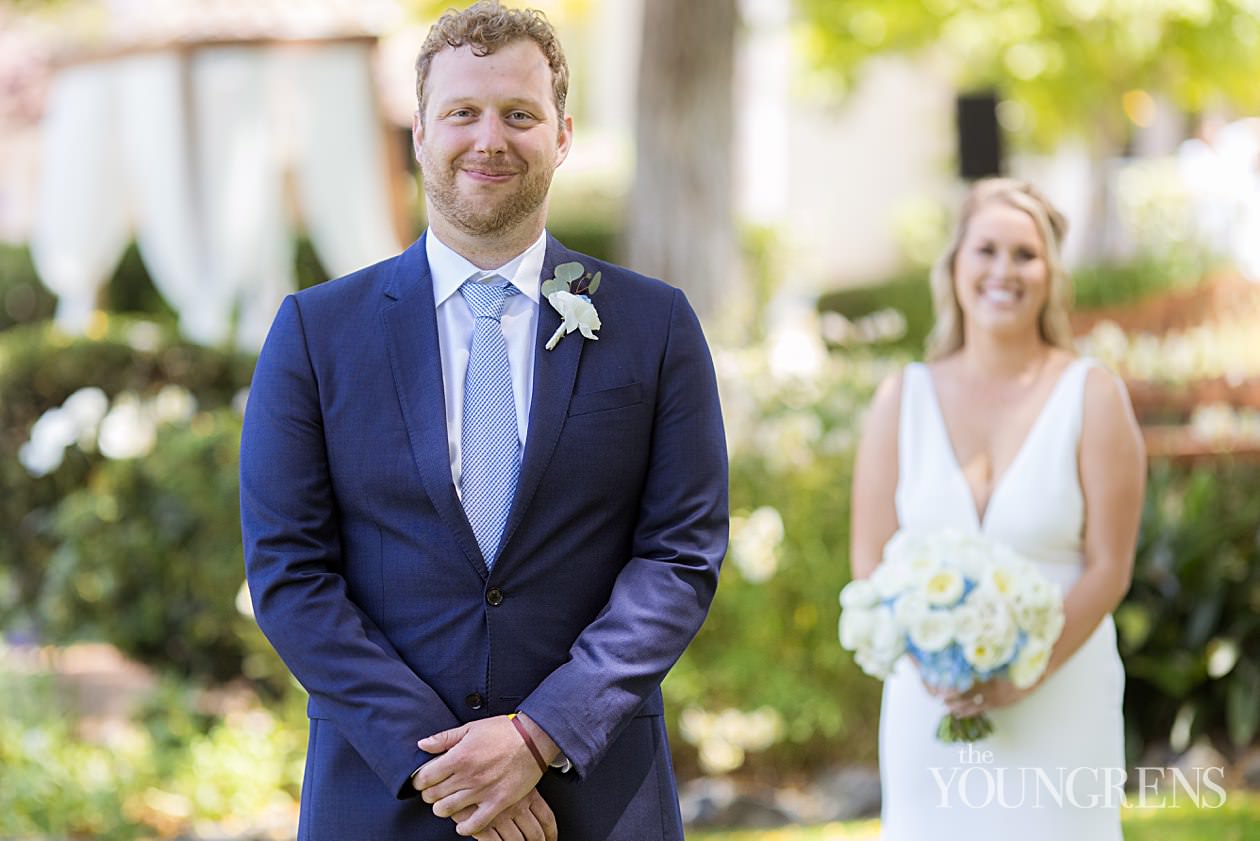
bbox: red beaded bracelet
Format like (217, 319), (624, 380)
(508, 712), (548, 774)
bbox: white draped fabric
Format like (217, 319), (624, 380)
(31, 39), (402, 351)
(192, 45), (295, 350)
(31, 62), (133, 334)
(116, 52), (206, 338)
(286, 42), (401, 279)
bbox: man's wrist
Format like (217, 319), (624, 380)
(512, 712), (562, 766)
(508, 713), (548, 773)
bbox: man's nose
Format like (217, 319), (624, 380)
(473, 115), (508, 154)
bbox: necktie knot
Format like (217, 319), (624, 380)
(460, 276), (518, 322)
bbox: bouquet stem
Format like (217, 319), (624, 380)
(936, 712), (995, 743)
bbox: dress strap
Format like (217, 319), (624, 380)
(1057, 356), (1100, 441)
(896, 363), (930, 492)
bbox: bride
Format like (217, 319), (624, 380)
(849, 178), (1147, 839)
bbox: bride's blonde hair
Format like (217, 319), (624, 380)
(925, 178), (1074, 361)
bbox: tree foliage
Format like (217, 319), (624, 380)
(796, 0), (1260, 149)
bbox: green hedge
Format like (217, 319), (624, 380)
(1121, 460), (1260, 762)
(0, 318), (274, 687)
(0, 244), (56, 331)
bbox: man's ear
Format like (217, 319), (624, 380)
(411, 112), (424, 160)
(555, 113), (574, 167)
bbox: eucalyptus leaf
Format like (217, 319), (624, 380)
(555, 262), (584, 284)
(541, 279), (567, 297)
(588, 271), (601, 295)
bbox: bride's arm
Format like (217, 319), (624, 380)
(850, 372), (904, 580)
(1045, 366), (1146, 677)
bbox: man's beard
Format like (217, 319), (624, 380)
(421, 149), (554, 236)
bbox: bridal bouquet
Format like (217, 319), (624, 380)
(838, 529), (1065, 742)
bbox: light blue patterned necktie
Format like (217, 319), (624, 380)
(459, 276), (521, 567)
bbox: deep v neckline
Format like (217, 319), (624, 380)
(920, 358), (1083, 531)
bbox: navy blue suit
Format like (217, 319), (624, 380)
(240, 235), (728, 840)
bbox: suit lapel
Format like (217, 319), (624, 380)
(498, 236), (584, 560)
(380, 234), (487, 578)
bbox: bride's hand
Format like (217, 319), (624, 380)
(943, 679), (1033, 715)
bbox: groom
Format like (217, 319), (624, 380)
(239, 2), (728, 839)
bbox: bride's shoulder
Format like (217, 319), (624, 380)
(864, 366), (910, 428)
(1079, 359), (1143, 453)
(1074, 354), (1130, 401)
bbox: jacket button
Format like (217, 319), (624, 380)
(465, 692), (483, 710)
(486, 587), (504, 606)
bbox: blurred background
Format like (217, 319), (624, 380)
(2, 0), (1259, 838)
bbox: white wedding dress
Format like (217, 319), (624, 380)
(879, 358), (1126, 840)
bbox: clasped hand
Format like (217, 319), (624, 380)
(933, 677), (1033, 716)
(412, 715), (558, 840)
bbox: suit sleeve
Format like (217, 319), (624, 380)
(240, 295), (460, 799)
(518, 288), (729, 777)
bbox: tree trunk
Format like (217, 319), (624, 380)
(625, 0), (738, 324)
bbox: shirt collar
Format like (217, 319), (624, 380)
(427, 228), (547, 307)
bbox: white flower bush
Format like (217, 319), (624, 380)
(679, 706), (785, 775)
(20, 386), (200, 476)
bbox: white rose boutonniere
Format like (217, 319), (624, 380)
(542, 262), (601, 350)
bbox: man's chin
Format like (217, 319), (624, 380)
(448, 200), (547, 237)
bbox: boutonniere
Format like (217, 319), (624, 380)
(542, 261), (602, 351)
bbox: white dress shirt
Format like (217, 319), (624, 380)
(426, 229), (545, 493)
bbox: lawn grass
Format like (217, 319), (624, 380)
(689, 789), (1260, 840)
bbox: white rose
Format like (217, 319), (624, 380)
(871, 561), (912, 600)
(1012, 575), (1053, 608)
(839, 606), (876, 651)
(963, 636), (1012, 672)
(545, 291), (601, 349)
(1017, 602), (1065, 643)
(855, 649), (896, 679)
(966, 593), (1018, 665)
(1009, 638), (1052, 689)
(858, 606), (905, 675)
(908, 609), (955, 652)
(893, 591), (930, 627)
(964, 587), (1008, 629)
(839, 578), (880, 610)
(886, 531), (941, 575)
(952, 602), (984, 644)
(922, 569), (965, 607)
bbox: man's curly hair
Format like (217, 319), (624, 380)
(415, 1), (569, 121)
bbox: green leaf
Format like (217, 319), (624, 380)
(1226, 661), (1260, 747)
(541, 279), (567, 297)
(554, 262), (584, 284)
(588, 271), (601, 295)
(1115, 603), (1154, 653)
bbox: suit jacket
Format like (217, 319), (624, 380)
(240, 234), (728, 840)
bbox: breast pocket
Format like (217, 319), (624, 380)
(567, 381), (643, 417)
